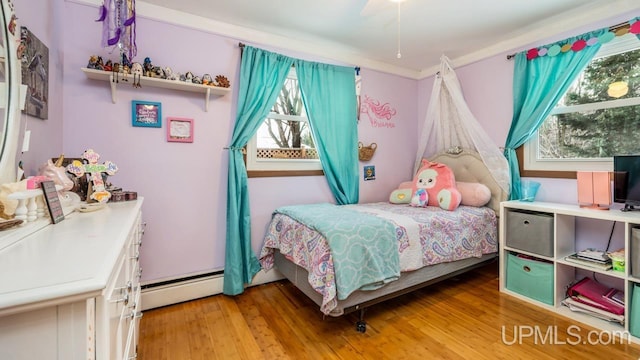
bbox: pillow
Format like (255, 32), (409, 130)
(390, 181), (491, 207)
(457, 181), (491, 207)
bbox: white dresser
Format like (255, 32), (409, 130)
(0, 199), (144, 360)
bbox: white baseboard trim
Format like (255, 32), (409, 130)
(141, 269), (284, 311)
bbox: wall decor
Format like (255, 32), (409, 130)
(167, 117), (194, 143)
(20, 26), (49, 119)
(132, 100), (162, 128)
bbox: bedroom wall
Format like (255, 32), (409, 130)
(12, 0), (64, 177)
(55, 1), (418, 284)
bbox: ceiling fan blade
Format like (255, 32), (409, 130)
(360, 0), (393, 17)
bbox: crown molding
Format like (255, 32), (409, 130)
(69, 0), (640, 80)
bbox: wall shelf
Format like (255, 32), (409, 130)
(81, 67), (231, 112)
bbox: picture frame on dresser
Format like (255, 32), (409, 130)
(132, 100), (162, 128)
(166, 117), (194, 143)
(40, 180), (64, 224)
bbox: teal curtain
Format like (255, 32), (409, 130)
(504, 29), (606, 200)
(223, 46), (293, 295)
(295, 60), (359, 204)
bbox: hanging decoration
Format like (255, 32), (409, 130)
(524, 18), (640, 61)
(96, 0), (137, 63)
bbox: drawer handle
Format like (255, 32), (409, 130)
(523, 265), (531, 272)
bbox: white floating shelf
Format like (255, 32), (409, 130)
(81, 67), (231, 112)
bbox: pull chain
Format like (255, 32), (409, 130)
(396, 1), (402, 59)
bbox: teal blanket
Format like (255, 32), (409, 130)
(275, 203), (400, 300)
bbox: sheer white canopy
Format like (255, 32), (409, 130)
(414, 56), (510, 195)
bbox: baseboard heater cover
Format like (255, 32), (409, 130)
(141, 268), (284, 311)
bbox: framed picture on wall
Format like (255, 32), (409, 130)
(132, 100), (162, 128)
(167, 117), (194, 143)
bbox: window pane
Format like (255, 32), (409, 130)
(530, 35), (640, 169)
(538, 105), (640, 159)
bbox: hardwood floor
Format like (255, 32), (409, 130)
(138, 261), (640, 359)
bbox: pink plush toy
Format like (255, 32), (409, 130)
(409, 160), (462, 211)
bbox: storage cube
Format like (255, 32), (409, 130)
(631, 284), (640, 338)
(506, 209), (554, 257)
(506, 252), (554, 305)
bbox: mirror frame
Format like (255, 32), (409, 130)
(0, 0), (23, 185)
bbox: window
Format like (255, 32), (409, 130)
(245, 67), (322, 175)
(523, 33), (640, 173)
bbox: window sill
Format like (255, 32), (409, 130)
(247, 169), (324, 178)
(516, 146), (576, 179)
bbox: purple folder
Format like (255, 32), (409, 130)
(566, 277), (625, 315)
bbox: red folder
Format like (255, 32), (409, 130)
(566, 277), (625, 315)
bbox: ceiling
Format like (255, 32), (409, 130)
(138, 0), (639, 78)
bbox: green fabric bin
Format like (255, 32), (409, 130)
(630, 284), (640, 337)
(506, 252), (554, 305)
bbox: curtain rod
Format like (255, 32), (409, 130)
(506, 20), (632, 60)
(237, 42), (361, 72)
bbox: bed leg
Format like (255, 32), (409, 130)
(355, 308), (367, 333)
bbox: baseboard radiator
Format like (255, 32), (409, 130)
(141, 268), (284, 311)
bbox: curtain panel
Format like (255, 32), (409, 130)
(504, 29), (607, 200)
(223, 47), (359, 295)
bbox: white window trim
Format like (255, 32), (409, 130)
(246, 115), (321, 172)
(523, 33), (640, 173)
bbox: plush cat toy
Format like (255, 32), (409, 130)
(409, 160), (462, 211)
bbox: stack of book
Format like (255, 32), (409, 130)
(564, 248), (612, 271)
(562, 277), (625, 324)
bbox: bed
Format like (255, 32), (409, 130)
(259, 148), (508, 332)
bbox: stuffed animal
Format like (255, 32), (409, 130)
(409, 160), (461, 211)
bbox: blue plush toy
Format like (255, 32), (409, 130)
(410, 188), (428, 207)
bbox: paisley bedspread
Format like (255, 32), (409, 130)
(259, 202), (498, 315)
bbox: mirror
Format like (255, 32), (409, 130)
(0, 0), (22, 185)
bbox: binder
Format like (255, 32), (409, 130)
(566, 277), (624, 315)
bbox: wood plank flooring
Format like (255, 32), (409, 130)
(138, 261), (640, 359)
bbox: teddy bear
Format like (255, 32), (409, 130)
(408, 160), (462, 211)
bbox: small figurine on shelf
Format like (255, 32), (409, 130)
(165, 67), (178, 81)
(143, 57), (154, 77)
(121, 53), (132, 69)
(131, 62), (143, 88)
(215, 75), (230, 88)
(202, 73), (213, 85)
(184, 71), (194, 82)
(87, 55), (100, 69)
(103, 60), (113, 72)
(192, 75), (202, 84)
(153, 66), (166, 79)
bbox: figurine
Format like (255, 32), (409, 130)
(184, 71), (194, 82)
(143, 57), (154, 76)
(153, 66), (165, 79)
(165, 67), (178, 81)
(87, 55), (99, 69)
(192, 75), (202, 84)
(202, 73), (213, 85)
(103, 60), (113, 72)
(131, 62), (143, 88)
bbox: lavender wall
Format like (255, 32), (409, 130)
(12, 0), (64, 174)
(57, 2), (418, 283)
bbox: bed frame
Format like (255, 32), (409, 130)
(273, 148), (508, 332)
